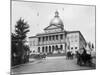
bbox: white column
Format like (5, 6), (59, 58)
(51, 45), (52, 52)
(40, 47), (41, 53)
(44, 46), (46, 53)
(59, 34), (60, 41)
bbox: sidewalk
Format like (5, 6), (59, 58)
(11, 58), (38, 69)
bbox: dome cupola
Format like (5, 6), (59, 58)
(50, 11), (64, 27)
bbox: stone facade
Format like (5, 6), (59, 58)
(29, 11), (86, 55)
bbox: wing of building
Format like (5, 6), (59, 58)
(29, 11), (86, 55)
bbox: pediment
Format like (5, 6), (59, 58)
(44, 24), (61, 30)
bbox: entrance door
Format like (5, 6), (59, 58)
(49, 46), (51, 53)
(52, 46), (55, 53)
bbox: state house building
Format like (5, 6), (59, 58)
(29, 11), (86, 55)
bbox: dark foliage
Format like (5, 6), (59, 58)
(76, 48), (92, 66)
(11, 18), (30, 66)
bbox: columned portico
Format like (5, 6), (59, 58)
(37, 43), (65, 54)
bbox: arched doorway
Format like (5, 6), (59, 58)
(45, 46), (48, 53)
(55, 45), (58, 51)
(42, 47), (44, 53)
(52, 46), (55, 53)
(60, 45), (63, 50)
(49, 46), (51, 53)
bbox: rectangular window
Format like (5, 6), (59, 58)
(51, 36), (53, 41)
(75, 47), (77, 49)
(75, 40), (77, 42)
(49, 36), (51, 41)
(56, 35), (58, 40)
(71, 47), (73, 50)
(60, 34), (63, 39)
(53, 35), (55, 40)
(38, 37), (40, 42)
(42, 37), (44, 42)
(46, 36), (48, 41)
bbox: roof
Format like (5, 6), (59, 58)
(29, 36), (37, 38)
(36, 31), (66, 36)
(44, 24), (63, 30)
(29, 30), (67, 38)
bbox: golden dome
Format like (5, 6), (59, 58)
(50, 11), (64, 26)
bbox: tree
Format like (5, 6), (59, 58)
(15, 18), (29, 41)
(11, 18), (30, 66)
(11, 33), (18, 66)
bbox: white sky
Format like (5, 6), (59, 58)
(12, 1), (95, 45)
